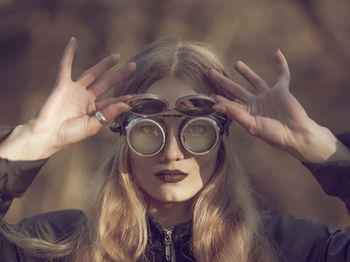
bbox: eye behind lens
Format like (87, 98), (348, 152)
(180, 116), (221, 155)
(126, 117), (166, 157)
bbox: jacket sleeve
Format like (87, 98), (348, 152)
(263, 214), (350, 262)
(303, 132), (350, 213)
(0, 126), (47, 219)
(267, 132), (350, 261)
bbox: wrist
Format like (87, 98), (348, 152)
(0, 121), (58, 161)
(290, 121), (350, 163)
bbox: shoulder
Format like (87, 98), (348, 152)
(12, 209), (86, 242)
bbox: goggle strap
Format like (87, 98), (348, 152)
(214, 114), (230, 136)
(110, 124), (127, 134)
(110, 126), (123, 133)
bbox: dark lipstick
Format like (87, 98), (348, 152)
(155, 170), (188, 183)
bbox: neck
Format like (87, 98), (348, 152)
(148, 200), (191, 229)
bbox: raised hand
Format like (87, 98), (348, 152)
(0, 38), (135, 160)
(209, 50), (349, 162)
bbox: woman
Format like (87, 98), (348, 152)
(0, 37), (350, 261)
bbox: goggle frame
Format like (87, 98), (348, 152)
(110, 94), (230, 157)
(122, 114), (224, 157)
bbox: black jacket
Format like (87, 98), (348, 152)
(1, 126), (350, 261)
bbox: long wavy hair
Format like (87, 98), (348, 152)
(1, 38), (276, 261)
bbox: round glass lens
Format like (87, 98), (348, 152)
(128, 98), (167, 115)
(128, 120), (164, 155)
(176, 96), (216, 116)
(181, 119), (217, 153)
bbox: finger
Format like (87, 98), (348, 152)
(208, 69), (254, 103)
(212, 98), (257, 135)
(95, 95), (133, 111)
(234, 61), (269, 92)
(275, 49), (290, 88)
(62, 101), (132, 141)
(76, 54), (120, 87)
(58, 37), (77, 79)
(93, 102), (132, 128)
(213, 95), (247, 111)
(89, 62), (136, 97)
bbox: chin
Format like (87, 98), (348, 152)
(149, 190), (197, 204)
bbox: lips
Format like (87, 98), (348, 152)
(155, 169), (188, 183)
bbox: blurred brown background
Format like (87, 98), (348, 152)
(1, 0), (350, 228)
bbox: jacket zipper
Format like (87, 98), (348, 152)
(163, 228), (174, 261)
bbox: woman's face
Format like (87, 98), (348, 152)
(129, 77), (219, 206)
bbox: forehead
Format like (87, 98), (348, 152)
(146, 77), (197, 107)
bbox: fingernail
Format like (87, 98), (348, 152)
(121, 104), (132, 113)
(113, 53), (120, 59)
(234, 61), (242, 69)
(127, 62), (137, 71)
(110, 53), (120, 63)
(125, 94), (134, 99)
(212, 105), (226, 113)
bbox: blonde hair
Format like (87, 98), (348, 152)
(1, 38), (276, 261)
(114, 38), (230, 97)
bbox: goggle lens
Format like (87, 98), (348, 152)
(181, 119), (217, 153)
(176, 97), (216, 116)
(127, 117), (219, 156)
(128, 120), (164, 155)
(128, 97), (168, 115)
(126, 94), (216, 117)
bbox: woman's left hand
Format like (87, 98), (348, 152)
(208, 50), (350, 163)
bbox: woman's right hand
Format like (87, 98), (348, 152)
(0, 38), (135, 160)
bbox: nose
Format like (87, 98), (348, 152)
(159, 129), (185, 162)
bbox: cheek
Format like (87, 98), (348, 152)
(196, 148), (219, 183)
(128, 151), (152, 184)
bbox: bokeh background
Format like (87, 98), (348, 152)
(1, 0), (350, 228)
